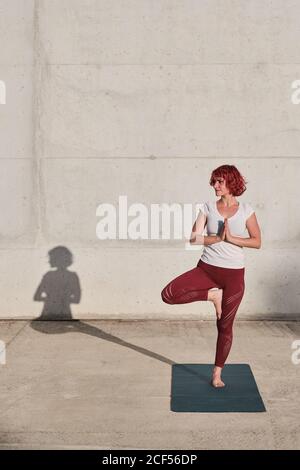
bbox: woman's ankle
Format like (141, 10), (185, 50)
(213, 365), (223, 375)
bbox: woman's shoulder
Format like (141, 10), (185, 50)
(240, 201), (255, 218)
(201, 200), (214, 215)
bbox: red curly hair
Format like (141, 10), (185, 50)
(209, 165), (248, 196)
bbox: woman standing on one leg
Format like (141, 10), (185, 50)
(161, 165), (261, 388)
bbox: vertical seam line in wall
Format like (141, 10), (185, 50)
(33, 0), (45, 246)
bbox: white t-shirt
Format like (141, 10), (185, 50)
(199, 200), (255, 269)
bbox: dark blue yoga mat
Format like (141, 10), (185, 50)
(171, 364), (266, 412)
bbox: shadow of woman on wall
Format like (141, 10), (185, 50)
(31, 245), (81, 334)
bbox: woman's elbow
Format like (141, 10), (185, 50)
(189, 234), (196, 244)
(189, 234), (204, 245)
(255, 238), (262, 249)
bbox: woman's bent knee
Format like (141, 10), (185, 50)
(161, 285), (174, 304)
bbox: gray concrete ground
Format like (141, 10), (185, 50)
(0, 320), (299, 450)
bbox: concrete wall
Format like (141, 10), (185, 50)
(0, 0), (299, 319)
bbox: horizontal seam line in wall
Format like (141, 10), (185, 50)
(2, 62), (300, 67)
(46, 156), (300, 159)
(25, 62), (300, 66)
(1, 156), (300, 160)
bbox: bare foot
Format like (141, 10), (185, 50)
(207, 288), (223, 319)
(211, 366), (225, 388)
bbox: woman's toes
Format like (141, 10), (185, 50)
(215, 290), (223, 318)
(211, 378), (225, 388)
(208, 289), (223, 319)
(211, 371), (225, 387)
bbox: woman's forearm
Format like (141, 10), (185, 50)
(228, 236), (261, 249)
(190, 234), (221, 246)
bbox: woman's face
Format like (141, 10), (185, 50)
(212, 176), (230, 196)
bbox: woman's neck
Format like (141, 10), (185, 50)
(219, 195), (238, 207)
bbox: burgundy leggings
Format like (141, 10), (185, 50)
(161, 259), (245, 368)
